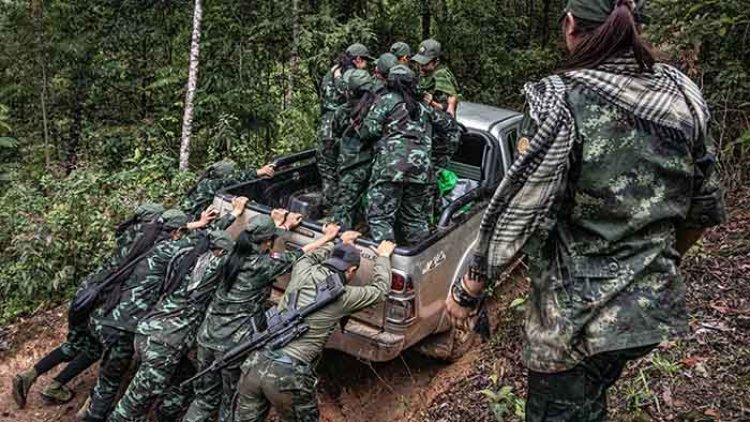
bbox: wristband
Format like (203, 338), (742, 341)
(450, 279), (483, 309)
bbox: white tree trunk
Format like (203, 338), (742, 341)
(179, 0), (203, 171)
(285, 0), (300, 107)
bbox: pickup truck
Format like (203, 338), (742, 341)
(212, 102), (522, 362)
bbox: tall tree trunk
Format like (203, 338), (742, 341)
(31, 0), (50, 167)
(286, 0), (300, 108)
(421, 0), (431, 40)
(64, 73), (85, 174)
(541, 0), (552, 46)
(179, 0), (203, 171)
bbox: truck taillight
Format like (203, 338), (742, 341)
(386, 298), (415, 324)
(391, 271), (413, 293)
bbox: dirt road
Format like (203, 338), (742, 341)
(0, 305), (485, 422)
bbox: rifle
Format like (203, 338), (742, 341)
(68, 244), (160, 325)
(180, 273), (345, 388)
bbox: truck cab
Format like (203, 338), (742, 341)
(213, 102), (522, 361)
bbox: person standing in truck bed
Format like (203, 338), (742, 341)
(317, 43), (375, 213)
(412, 38), (460, 118)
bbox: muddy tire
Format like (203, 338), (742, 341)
(414, 326), (478, 362)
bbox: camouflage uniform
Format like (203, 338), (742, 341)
(360, 90), (434, 244)
(86, 235), (192, 421)
(520, 77), (725, 419)
(317, 67), (348, 209)
(416, 65), (460, 111)
(183, 247), (302, 422)
(108, 230), (235, 422)
(332, 70), (383, 229)
(233, 244), (391, 422)
(181, 161), (258, 220)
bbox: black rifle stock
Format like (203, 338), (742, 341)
(180, 276), (344, 388)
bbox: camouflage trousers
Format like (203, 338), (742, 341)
(525, 344), (657, 422)
(366, 180), (433, 244)
(234, 350), (318, 422)
(108, 335), (195, 422)
(332, 163), (372, 229)
(316, 111), (339, 209)
(61, 318), (103, 360)
(87, 323), (136, 421)
(183, 346), (242, 422)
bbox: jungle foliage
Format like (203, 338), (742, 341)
(0, 0), (748, 322)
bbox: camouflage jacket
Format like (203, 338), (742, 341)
(360, 92), (433, 184)
(278, 244), (391, 364)
(417, 65), (460, 110)
(426, 106), (462, 172)
(77, 222), (151, 292)
(91, 236), (194, 333)
(197, 248), (303, 352)
(136, 247), (228, 351)
(181, 171), (258, 220)
(521, 80), (726, 373)
(320, 66), (347, 114)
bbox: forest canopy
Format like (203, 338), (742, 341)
(0, 0), (748, 321)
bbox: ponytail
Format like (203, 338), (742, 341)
(562, 0), (656, 71)
(386, 76), (420, 120)
(222, 231), (257, 290)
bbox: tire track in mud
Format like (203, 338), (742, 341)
(0, 306), (483, 422)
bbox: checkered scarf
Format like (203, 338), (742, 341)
(472, 53), (710, 280)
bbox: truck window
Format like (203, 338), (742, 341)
(505, 128), (519, 160)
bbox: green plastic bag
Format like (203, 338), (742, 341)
(437, 169), (458, 197)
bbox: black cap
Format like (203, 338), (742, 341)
(324, 244), (361, 271)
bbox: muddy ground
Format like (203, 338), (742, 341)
(1, 190), (748, 422)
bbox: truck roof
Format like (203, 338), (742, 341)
(456, 102), (522, 133)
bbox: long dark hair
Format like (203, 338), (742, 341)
(221, 231), (258, 290)
(386, 76), (420, 119)
(562, 0), (657, 71)
(337, 52), (357, 74)
(352, 90), (378, 125)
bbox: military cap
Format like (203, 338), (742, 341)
(160, 209), (189, 230)
(566, 0), (646, 23)
(344, 69), (374, 92)
(208, 159), (236, 178)
(390, 42), (412, 58)
(209, 229), (235, 253)
(325, 243), (361, 271)
(245, 215), (284, 242)
(135, 203), (165, 222)
(387, 64), (416, 82)
(376, 53), (398, 76)
(345, 43), (375, 61)
(411, 39), (442, 65)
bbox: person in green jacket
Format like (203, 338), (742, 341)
(412, 39), (460, 117)
(360, 65), (434, 244)
(82, 208), (218, 422)
(331, 69), (382, 230)
(181, 159), (275, 220)
(183, 216), (340, 422)
(12, 203), (164, 408)
(233, 232), (396, 421)
(317, 43), (375, 211)
(107, 198), (249, 422)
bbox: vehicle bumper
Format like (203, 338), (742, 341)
(326, 320), (406, 362)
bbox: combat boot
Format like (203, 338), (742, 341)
(12, 368), (38, 408)
(40, 380), (74, 404)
